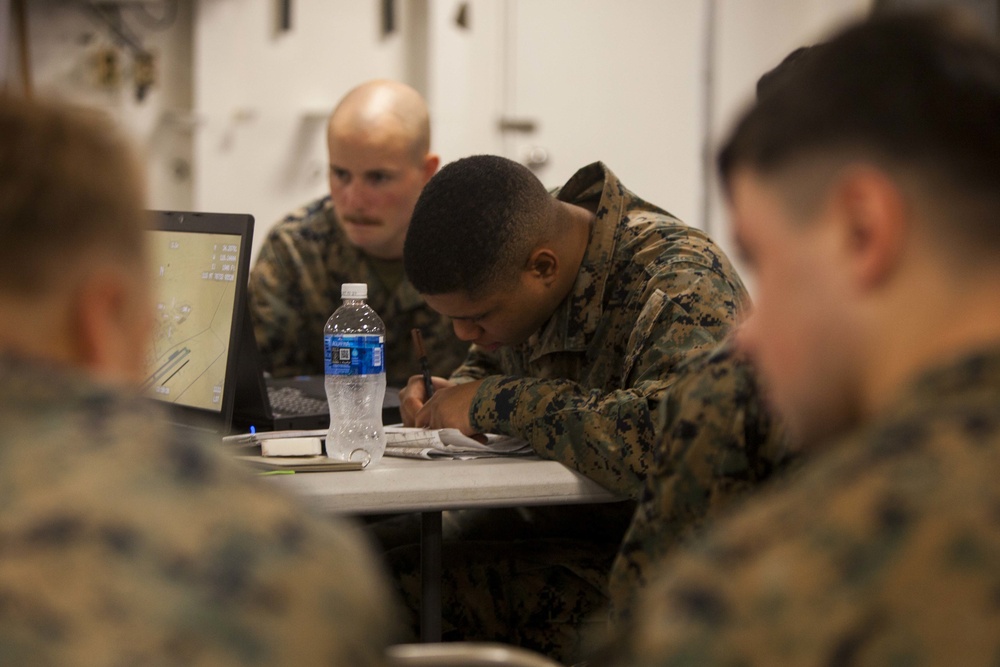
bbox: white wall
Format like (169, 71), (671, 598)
(424, 0), (705, 226)
(7, 0), (194, 211)
(193, 0), (421, 260)
(423, 0), (870, 263)
(10, 0), (875, 275)
(707, 0), (871, 280)
(191, 0), (874, 268)
(424, 0), (506, 163)
(509, 0), (705, 224)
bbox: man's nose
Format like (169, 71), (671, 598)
(452, 319), (481, 342)
(341, 180), (368, 211)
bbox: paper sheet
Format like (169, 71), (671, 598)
(383, 427), (533, 460)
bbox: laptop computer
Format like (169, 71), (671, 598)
(142, 210), (255, 433)
(144, 209), (401, 435)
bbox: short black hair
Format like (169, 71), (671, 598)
(719, 11), (1000, 247)
(755, 46), (818, 100)
(404, 154), (553, 296)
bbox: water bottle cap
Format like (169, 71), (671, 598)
(341, 283), (367, 299)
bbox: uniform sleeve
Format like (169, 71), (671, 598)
(176, 432), (405, 665)
(449, 344), (505, 383)
(4, 401), (402, 666)
(467, 263), (750, 498)
(593, 354), (1000, 665)
(248, 228), (313, 377)
(166, 429), (404, 665)
(593, 463), (1000, 666)
(607, 344), (793, 622)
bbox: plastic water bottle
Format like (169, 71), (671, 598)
(324, 283), (387, 467)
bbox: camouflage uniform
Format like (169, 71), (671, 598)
(248, 196), (469, 386)
(607, 341), (798, 624)
(391, 163), (750, 664)
(597, 345), (1000, 666)
(455, 162), (751, 496)
(0, 354), (398, 666)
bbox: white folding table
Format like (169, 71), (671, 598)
(266, 456), (623, 642)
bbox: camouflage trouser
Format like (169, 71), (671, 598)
(385, 527), (617, 665)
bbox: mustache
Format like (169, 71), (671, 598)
(342, 215), (381, 226)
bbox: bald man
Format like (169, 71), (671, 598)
(249, 80), (468, 386)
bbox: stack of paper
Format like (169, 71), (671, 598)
(384, 427), (533, 460)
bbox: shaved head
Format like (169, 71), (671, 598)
(325, 80), (439, 260)
(328, 79), (430, 163)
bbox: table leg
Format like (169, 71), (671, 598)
(420, 510), (442, 642)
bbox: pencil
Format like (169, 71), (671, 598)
(411, 328), (435, 399)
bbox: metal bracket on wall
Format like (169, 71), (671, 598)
(497, 117), (537, 133)
(78, 0), (172, 101)
(279, 0), (291, 32)
(382, 0), (395, 37)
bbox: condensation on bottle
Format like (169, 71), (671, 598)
(323, 283), (386, 467)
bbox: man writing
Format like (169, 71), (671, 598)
(0, 95), (397, 664)
(600, 11), (1000, 665)
(397, 155), (749, 661)
(249, 79), (468, 386)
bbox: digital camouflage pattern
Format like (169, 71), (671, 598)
(390, 163), (750, 664)
(248, 196), (469, 386)
(0, 354), (398, 666)
(607, 340), (798, 623)
(455, 162), (752, 497)
(596, 345), (1000, 666)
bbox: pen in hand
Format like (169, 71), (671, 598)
(411, 328), (435, 399)
(412, 328), (487, 444)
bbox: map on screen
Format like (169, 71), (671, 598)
(142, 229), (241, 413)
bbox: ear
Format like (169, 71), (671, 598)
(73, 270), (137, 383)
(422, 153), (441, 183)
(525, 247), (560, 286)
(832, 166), (908, 290)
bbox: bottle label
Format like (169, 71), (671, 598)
(324, 334), (384, 375)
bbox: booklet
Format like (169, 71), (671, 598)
(383, 426), (533, 460)
(235, 454), (363, 472)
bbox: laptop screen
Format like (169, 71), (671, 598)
(142, 211), (255, 430)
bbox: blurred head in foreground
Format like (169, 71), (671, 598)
(0, 94), (152, 385)
(720, 11), (1000, 446)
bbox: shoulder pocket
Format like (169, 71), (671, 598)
(622, 288), (670, 383)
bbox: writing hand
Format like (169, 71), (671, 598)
(400, 374), (455, 426)
(413, 379), (484, 435)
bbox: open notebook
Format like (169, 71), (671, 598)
(383, 427), (533, 460)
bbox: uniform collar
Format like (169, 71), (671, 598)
(896, 344), (1000, 406)
(522, 162), (625, 360)
(0, 353), (117, 408)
